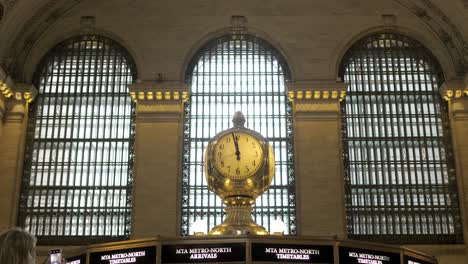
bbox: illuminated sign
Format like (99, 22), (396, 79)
(161, 243), (246, 263)
(251, 243), (334, 263)
(339, 247), (400, 264)
(89, 246), (156, 264)
(404, 255), (435, 264)
(66, 254), (86, 264)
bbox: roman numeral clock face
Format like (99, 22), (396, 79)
(213, 132), (264, 180)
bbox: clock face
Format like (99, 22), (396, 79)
(213, 131), (264, 180)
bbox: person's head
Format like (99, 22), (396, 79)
(0, 227), (37, 264)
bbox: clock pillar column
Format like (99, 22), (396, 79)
(129, 81), (189, 238)
(287, 81), (347, 237)
(440, 80), (468, 243)
(0, 72), (37, 230)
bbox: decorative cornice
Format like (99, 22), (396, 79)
(442, 88), (468, 101)
(440, 80), (468, 101)
(441, 80), (468, 120)
(128, 82), (189, 104)
(129, 81), (189, 122)
(287, 81), (348, 120)
(12, 83), (37, 103)
(0, 76), (14, 99)
(286, 81), (347, 102)
(1, 67), (37, 103)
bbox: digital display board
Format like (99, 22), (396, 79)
(161, 243), (246, 263)
(252, 243), (334, 263)
(89, 246), (156, 264)
(339, 247), (400, 264)
(404, 255), (435, 264)
(66, 254), (86, 264)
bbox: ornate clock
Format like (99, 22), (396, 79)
(204, 111), (274, 235)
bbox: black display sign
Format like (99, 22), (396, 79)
(404, 255), (435, 264)
(339, 247), (400, 264)
(161, 243), (246, 263)
(89, 246), (156, 264)
(252, 243), (334, 263)
(66, 254), (86, 264)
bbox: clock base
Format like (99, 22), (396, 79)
(209, 202), (269, 236)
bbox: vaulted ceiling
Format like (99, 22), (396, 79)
(0, 0), (467, 81)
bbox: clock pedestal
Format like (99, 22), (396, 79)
(209, 197), (268, 235)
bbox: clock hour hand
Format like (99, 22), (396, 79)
(231, 132), (241, 160)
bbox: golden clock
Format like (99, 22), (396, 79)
(212, 131), (264, 180)
(205, 113), (274, 198)
(204, 111), (274, 235)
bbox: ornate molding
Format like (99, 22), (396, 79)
(442, 88), (468, 101)
(12, 83), (37, 103)
(287, 81), (347, 121)
(4, 0), (84, 80)
(1, 66), (37, 103)
(1, 83), (37, 124)
(0, 67), (14, 100)
(129, 81), (189, 122)
(129, 82), (189, 104)
(287, 81), (347, 102)
(440, 80), (468, 101)
(393, 0), (467, 75)
(0, 66), (37, 129)
(440, 79), (468, 121)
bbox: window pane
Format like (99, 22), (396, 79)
(341, 33), (462, 243)
(181, 34), (296, 235)
(19, 35), (136, 244)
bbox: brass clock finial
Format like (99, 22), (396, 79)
(232, 111), (246, 127)
(205, 112), (275, 236)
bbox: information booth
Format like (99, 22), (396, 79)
(64, 236), (436, 264)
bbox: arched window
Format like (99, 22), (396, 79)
(340, 33), (462, 243)
(19, 35), (137, 244)
(182, 34), (296, 235)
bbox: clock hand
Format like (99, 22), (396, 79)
(231, 132), (241, 160)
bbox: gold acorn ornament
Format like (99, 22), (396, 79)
(205, 111), (275, 235)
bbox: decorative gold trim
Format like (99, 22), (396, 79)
(440, 80), (468, 101)
(287, 90), (346, 102)
(442, 88), (468, 101)
(12, 83), (38, 104)
(0, 80), (14, 99)
(130, 90), (189, 103)
(1, 68), (37, 104)
(286, 81), (348, 102)
(1, 83), (36, 103)
(128, 82), (190, 104)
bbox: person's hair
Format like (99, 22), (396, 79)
(0, 227), (36, 264)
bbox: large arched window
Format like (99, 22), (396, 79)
(18, 35), (137, 244)
(340, 33), (462, 243)
(181, 34), (296, 235)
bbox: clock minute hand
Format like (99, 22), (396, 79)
(231, 132), (241, 160)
